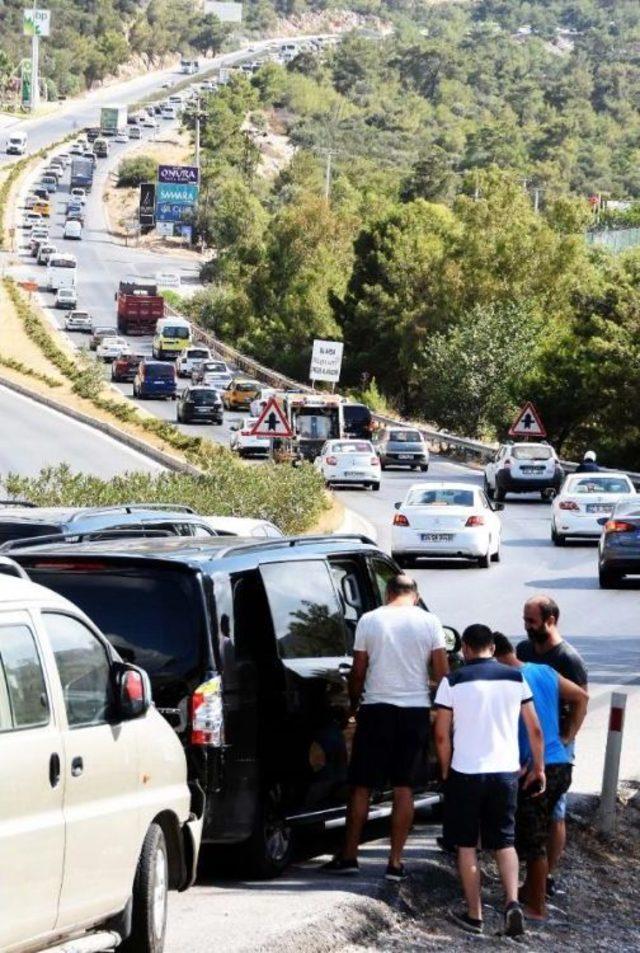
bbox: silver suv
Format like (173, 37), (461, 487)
(0, 559), (202, 953)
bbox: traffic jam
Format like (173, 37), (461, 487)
(4, 54), (640, 953)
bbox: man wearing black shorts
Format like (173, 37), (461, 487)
(323, 574), (449, 881)
(434, 625), (545, 937)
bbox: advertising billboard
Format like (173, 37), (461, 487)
(156, 183), (199, 205)
(157, 164), (199, 185)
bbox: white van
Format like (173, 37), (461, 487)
(46, 253), (77, 291)
(6, 132), (28, 155)
(0, 563), (202, 953)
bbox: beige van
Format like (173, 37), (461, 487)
(0, 560), (202, 953)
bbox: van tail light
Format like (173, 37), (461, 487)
(559, 501), (580, 511)
(371, 457), (380, 466)
(326, 456), (338, 466)
(190, 676), (224, 746)
(465, 515), (485, 527)
(604, 520), (635, 534)
(393, 513), (410, 527)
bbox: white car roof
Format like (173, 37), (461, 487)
(0, 572), (78, 612)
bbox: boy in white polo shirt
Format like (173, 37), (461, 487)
(434, 624), (545, 937)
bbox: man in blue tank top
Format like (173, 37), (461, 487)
(493, 634), (588, 921)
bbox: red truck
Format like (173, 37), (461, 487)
(115, 279), (165, 335)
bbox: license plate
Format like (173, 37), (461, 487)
(345, 471), (366, 477)
(587, 504), (613, 513)
(521, 466), (544, 474)
(421, 533), (454, 542)
(398, 454), (413, 460)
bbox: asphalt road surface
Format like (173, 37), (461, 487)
(0, 384), (162, 477)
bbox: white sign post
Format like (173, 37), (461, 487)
(24, 8), (51, 111)
(309, 339), (344, 388)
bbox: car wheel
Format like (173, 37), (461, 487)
(477, 551), (491, 569)
(238, 784), (293, 879)
(119, 823), (167, 953)
(420, 464), (429, 472)
(599, 567), (621, 589)
(371, 483), (381, 491)
(551, 525), (565, 547)
(491, 538), (501, 562)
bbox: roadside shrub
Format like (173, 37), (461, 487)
(117, 155), (158, 188)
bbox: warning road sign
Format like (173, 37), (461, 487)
(508, 402), (546, 438)
(250, 397), (293, 438)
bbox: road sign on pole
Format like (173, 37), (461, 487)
(508, 401), (547, 438)
(309, 339), (343, 384)
(250, 397), (293, 438)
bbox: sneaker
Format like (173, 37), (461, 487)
(504, 901), (525, 937)
(546, 876), (565, 898)
(385, 863), (407, 882)
(449, 905), (483, 934)
(321, 856), (360, 875)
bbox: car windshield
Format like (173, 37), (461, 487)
(26, 566), (203, 681)
(237, 382), (259, 392)
(331, 442), (372, 454)
(406, 488), (474, 507)
(163, 326), (190, 339)
(389, 430), (422, 443)
(511, 445), (553, 460)
(570, 477), (633, 494)
(188, 350), (209, 360)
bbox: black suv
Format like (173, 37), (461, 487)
(14, 534), (459, 879)
(177, 386), (224, 424)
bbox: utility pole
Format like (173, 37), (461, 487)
(533, 187), (540, 214)
(324, 150), (333, 203)
(195, 94), (201, 170)
(30, 0), (40, 111)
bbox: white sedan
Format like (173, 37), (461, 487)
(551, 472), (636, 545)
(97, 335), (130, 362)
(229, 417), (271, 457)
(391, 482), (503, 568)
(314, 439), (381, 490)
(65, 310), (93, 332)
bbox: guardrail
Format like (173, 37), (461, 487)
(174, 308), (640, 487)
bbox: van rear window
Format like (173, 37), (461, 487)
(25, 567), (203, 681)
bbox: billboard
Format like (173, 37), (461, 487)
(309, 339), (344, 383)
(155, 202), (195, 224)
(139, 182), (155, 226)
(23, 8), (51, 36)
(156, 183), (199, 205)
(204, 1), (242, 22)
(158, 164), (199, 185)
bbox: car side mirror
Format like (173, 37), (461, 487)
(492, 502), (505, 511)
(443, 626), (461, 654)
(113, 662), (151, 720)
(394, 501), (401, 510)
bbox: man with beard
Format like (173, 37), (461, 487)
(516, 596), (588, 895)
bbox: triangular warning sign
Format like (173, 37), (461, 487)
(250, 397), (293, 438)
(508, 402), (546, 438)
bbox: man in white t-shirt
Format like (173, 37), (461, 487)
(323, 574), (448, 881)
(434, 624), (545, 938)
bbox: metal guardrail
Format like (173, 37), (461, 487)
(170, 308), (640, 486)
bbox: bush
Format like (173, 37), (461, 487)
(117, 155), (158, 188)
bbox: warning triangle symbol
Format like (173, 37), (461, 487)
(508, 402), (547, 438)
(250, 397), (293, 438)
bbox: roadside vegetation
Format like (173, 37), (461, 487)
(1, 279), (329, 534)
(178, 0), (640, 469)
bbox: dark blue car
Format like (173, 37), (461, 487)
(133, 359), (176, 400)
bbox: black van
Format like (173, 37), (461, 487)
(343, 402), (373, 440)
(15, 534), (459, 878)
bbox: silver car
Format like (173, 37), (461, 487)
(373, 426), (430, 471)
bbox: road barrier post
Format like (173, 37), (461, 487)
(597, 691), (627, 835)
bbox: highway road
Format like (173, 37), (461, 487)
(0, 384), (162, 477)
(0, 37), (298, 169)
(12, 128), (640, 797)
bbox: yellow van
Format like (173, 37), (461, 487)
(152, 316), (192, 360)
